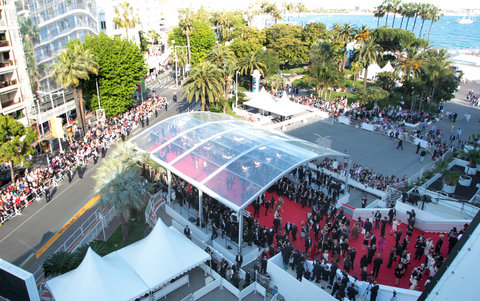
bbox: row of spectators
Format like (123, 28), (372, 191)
(314, 158), (407, 192)
(290, 94), (454, 158)
(0, 95), (168, 224)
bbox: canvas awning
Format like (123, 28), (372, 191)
(47, 220), (210, 300)
(114, 219), (210, 290)
(46, 248), (149, 301)
(243, 88), (305, 117)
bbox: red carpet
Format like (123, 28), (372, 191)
(247, 191), (449, 291)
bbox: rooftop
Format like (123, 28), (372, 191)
(131, 112), (347, 211)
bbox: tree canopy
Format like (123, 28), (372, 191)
(0, 115), (37, 184)
(82, 33), (147, 116)
(264, 24), (308, 64)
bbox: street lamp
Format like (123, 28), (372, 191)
(235, 70), (240, 110)
(95, 78), (101, 109)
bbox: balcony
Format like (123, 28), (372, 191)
(0, 59), (13, 67)
(0, 78), (17, 93)
(0, 40), (9, 47)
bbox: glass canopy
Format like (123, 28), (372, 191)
(132, 112), (348, 212)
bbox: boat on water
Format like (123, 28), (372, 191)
(456, 14), (475, 24)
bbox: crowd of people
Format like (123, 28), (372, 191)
(467, 90), (479, 106)
(172, 160), (463, 297)
(290, 94), (457, 159)
(314, 158), (407, 192)
(0, 95), (169, 224)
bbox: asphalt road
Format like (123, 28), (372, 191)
(0, 80), (195, 265)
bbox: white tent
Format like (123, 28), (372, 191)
(46, 248), (149, 301)
(360, 63), (382, 80)
(115, 219), (210, 290)
(243, 89), (305, 117)
(380, 61), (394, 73)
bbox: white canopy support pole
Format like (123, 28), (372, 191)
(345, 157), (352, 193)
(167, 170), (172, 204)
(238, 209), (244, 253)
(198, 190), (203, 227)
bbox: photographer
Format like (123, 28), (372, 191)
(346, 282), (358, 301)
(370, 281), (379, 301)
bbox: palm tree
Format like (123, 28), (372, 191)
(95, 142), (151, 245)
(398, 4), (406, 28)
(373, 5), (385, 27)
(355, 25), (370, 47)
(18, 16), (42, 100)
(52, 40), (98, 134)
(427, 5), (441, 41)
(418, 3), (431, 38)
(356, 37), (382, 88)
(179, 8), (194, 65)
(43, 251), (74, 278)
(403, 3), (415, 30)
(182, 61), (225, 111)
(396, 46), (424, 109)
(390, 0), (402, 28)
(146, 29), (160, 45)
(411, 3), (420, 32)
(238, 51), (267, 78)
(207, 44), (237, 97)
(340, 23), (356, 73)
(265, 73), (285, 93)
(113, 1), (140, 40)
(383, 0), (391, 27)
(423, 49), (453, 104)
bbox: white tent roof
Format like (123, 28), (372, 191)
(381, 61), (394, 72)
(46, 248), (149, 301)
(243, 88), (305, 117)
(115, 219), (210, 290)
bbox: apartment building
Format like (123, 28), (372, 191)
(0, 0), (33, 125)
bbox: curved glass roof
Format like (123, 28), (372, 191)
(132, 112), (348, 212)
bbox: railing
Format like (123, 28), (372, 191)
(31, 205), (116, 285)
(0, 59), (13, 67)
(0, 40), (9, 47)
(0, 78), (16, 88)
(407, 148), (453, 186)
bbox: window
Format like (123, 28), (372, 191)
(100, 21), (106, 30)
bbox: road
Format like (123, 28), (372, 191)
(0, 78), (196, 266)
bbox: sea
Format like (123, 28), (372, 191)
(270, 14), (480, 52)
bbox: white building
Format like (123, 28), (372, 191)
(0, 0), (33, 125)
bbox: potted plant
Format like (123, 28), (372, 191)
(459, 174), (472, 186)
(442, 170), (459, 194)
(461, 148), (480, 175)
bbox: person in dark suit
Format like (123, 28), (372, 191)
(388, 208), (396, 224)
(370, 281), (379, 301)
(44, 186), (51, 202)
(243, 269), (251, 288)
(235, 253), (243, 268)
(372, 254), (383, 277)
(184, 225), (191, 239)
(291, 223), (298, 242)
(305, 237), (312, 252)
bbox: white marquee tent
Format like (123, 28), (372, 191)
(243, 88), (305, 117)
(115, 219), (210, 290)
(46, 220), (210, 301)
(46, 248), (149, 301)
(360, 61), (395, 80)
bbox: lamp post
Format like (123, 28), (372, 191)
(235, 70), (239, 110)
(95, 78), (101, 109)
